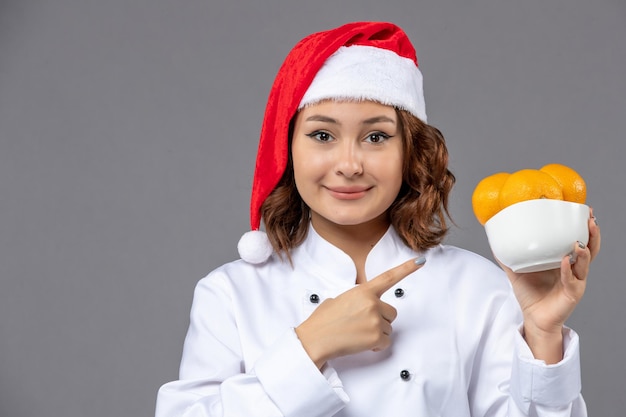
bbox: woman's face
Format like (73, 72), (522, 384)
(291, 100), (404, 231)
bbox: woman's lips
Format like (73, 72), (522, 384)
(325, 186), (372, 200)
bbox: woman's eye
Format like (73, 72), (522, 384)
(365, 132), (391, 143)
(306, 131), (333, 142)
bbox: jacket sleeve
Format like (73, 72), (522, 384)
(469, 290), (587, 417)
(509, 326), (586, 416)
(155, 273), (348, 417)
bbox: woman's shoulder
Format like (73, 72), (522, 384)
(424, 244), (510, 291)
(195, 254), (292, 292)
(428, 244), (499, 268)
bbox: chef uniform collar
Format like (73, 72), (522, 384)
(296, 223), (417, 286)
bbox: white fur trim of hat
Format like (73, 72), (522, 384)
(299, 45), (427, 122)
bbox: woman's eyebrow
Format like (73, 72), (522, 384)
(305, 115), (339, 124)
(361, 116), (396, 125)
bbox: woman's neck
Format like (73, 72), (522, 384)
(310, 213), (390, 284)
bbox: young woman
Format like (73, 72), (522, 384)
(155, 21), (601, 417)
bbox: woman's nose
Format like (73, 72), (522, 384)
(335, 141), (363, 177)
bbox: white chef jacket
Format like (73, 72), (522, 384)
(156, 224), (587, 417)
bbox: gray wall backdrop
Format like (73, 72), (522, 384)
(0, 0), (624, 416)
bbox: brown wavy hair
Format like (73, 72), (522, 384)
(261, 108), (456, 259)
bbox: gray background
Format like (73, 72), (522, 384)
(0, 0), (624, 416)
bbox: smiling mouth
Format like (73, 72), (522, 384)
(326, 186), (372, 200)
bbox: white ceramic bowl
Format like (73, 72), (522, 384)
(484, 199), (590, 273)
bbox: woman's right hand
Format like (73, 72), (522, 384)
(295, 257), (426, 369)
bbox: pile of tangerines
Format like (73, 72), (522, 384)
(472, 163), (587, 225)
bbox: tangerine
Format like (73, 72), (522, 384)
(498, 169), (563, 209)
(539, 163), (586, 204)
(472, 172), (510, 225)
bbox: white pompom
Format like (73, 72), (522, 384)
(237, 230), (273, 264)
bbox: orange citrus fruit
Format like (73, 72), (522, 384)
(472, 163), (586, 225)
(539, 163), (586, 204)
(472, 172), (510, 225)
(499, 169), (563, 209)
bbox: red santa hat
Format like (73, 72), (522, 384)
(237, 21), (427, 263)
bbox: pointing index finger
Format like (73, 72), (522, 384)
(365, 257), (426, 297)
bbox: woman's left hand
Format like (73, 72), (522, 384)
(498, 210), (601, 363)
